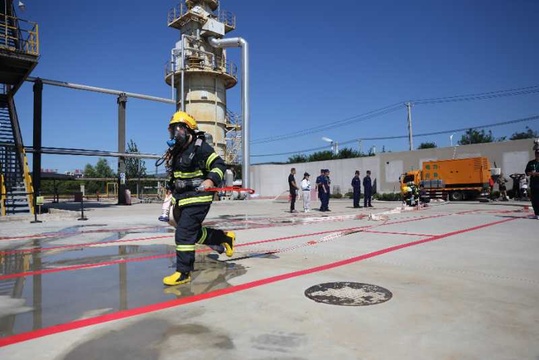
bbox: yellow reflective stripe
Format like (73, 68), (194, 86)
(205, 153), (218, 170)
(176, 244), (196, 252)
(197, 227), (208, 244)
(173, 170), (204, 178)
(210, 167), (224, 180)
(177, 195), (213, 206)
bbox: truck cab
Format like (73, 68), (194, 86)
(400, 170), (420, 194)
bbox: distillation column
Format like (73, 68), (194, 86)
(165, 0), (239, 159)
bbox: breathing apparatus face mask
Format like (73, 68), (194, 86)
(168, 123), (191, 148)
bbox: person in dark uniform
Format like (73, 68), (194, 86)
(288, 167), (299, 213)
(163, 111), (235, 286)
(315, 169), (326, 211)
(363, 170), (373, 207)
(325, 169), (331, 211)
(525, 146), (539, 219)
(351, 170), (362, 208)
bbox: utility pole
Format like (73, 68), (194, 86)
(405, 102), (413, 151)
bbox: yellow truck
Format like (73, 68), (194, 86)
(400, 157), (492, 201)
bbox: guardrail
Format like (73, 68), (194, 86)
(165, 55), (237, 79)
(167, 3), (236, 30)
(0, 14), (39, 56)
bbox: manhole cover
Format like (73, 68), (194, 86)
(304, 282), (392, 306)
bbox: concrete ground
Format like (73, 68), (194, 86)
(0, 197), (538, 360)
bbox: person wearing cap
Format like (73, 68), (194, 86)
(524, 145), (539, 219)
(300, 172), (311, 212)
(351, 170), (362, 208)
(325, 169), (332, 211)
(315, 169), (327, 211)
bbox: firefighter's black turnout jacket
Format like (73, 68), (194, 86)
(167, 135), (225, 207)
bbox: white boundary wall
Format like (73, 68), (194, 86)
(250, 139), (536, 197)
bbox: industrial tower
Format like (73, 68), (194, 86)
(165, 0), (241, 164)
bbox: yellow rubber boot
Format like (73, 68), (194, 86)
(163, 271), (191, 286)
(222, 231), (235, 257)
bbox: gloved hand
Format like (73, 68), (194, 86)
(196, 179), (214, 192)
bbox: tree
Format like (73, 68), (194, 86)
(288, 154), (308, 163)
(83, 158), (115, 193)
(458, 129), (494, 145)
(125, 139), (147, 179)
(510, 127), (538, 140)
(337, 147), (361, 159)
(83, 163), (97, 178)
(308, 151), (334, 162)
(418, 142), (437, 149)
(94, 158), (116, 178)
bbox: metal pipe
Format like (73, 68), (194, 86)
(26, 77), (175, 104)
(180, 34), (185, 111)
(208, 36), (250, 190)
(171, 48), (175, 101)
(0, 142), (162, 159)
(32, 78), (43, 204)
(117, 93), (127, 205)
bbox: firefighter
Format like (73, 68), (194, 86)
(163, 111), (235, 286)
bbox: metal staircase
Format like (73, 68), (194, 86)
(0, 0), (39, 215)
(0, 94), (33, 214)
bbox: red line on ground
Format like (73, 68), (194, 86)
(0, 234), (173, 255)
(0, 217), (515, 347)
(363, 229), (434, 237)
(0, 225), (162, 242)
(0, 227), (369, 280)
(0, 213), (451, 279)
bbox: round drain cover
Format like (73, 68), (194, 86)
(305, 282), (392, 306)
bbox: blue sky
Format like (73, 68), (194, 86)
(13, 0), (539, 173)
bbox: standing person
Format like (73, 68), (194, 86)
(157, 145), (175, 222)
(488, 176), (495, 200)
(519, 175), (529, 200)
(525, 146), (539, 219)
(300, 172), (311, 212)
(158, 189), (173, 222)
(351, 170), (362, 208)
(316, 169), (326, 211)
(509, 173), (521, 199)
(162, 111), (235, 286)
(288, 168), (299, 213)
(325, 169), (332, 211)
(363, 170), (373, 207)
(497, 174), (509, 201)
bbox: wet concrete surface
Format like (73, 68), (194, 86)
(0, 198), (538, 359)
(1, 224), (246, 337)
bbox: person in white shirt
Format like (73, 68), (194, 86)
(301, 172), (311, 212)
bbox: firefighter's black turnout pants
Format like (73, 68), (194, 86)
(174, 204), (230, 273)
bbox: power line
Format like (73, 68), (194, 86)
(252, 84), (539, 145)
(252, 114), (539, 158)
(251, 103), (403, 144)
(412, 85), (539, 105)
